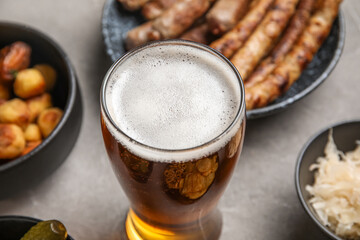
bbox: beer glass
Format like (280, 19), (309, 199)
(100, 40), (246, 240)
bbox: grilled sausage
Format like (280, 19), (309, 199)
(245, 0), (315, 88)
(231, 0), (300, 81)
(126, 0), (210, 49)
(180, 23), (212, 44)
(126, 22), (161, 50)
(206, 0), (250, 36)
(209, 0), (274, 58)
(152, 0), (210, 38)
(245, 0), (342, 109)
(141, 0), (178, 20)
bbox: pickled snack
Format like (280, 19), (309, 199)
(306, 130), (360, 239)
(20, 220), (68, 240)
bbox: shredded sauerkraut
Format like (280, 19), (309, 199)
(306, 129), (360, 239)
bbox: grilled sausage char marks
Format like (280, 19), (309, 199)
(209, 0), (274, 58)
(206, 0), (250, 36)
(245, 0), (342, 109)
(126, 0), (211, 50)
(141, 0), (178, 20)
(230, 0), (300, 81)
(245, 0), (315, 88)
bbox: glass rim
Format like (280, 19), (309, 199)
(100, 39), (245, 154)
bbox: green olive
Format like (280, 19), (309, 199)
(21, 220), (67, 240)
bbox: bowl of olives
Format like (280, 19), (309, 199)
(0, 215), (74, 240)
(0, 21), (82, 198)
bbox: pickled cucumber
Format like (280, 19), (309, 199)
(20, 220), (67, 240)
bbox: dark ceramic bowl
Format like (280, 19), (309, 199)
(0, 215), (74, 240)
(295, 120), (360, 240)
(0, 22), (82, 198)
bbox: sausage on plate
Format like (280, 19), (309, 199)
(245, 0), (315, 88)
(245, 0), (342, 109)
(206, 0), (250, 36)
(141, 0), (178, 20)
(180, 23), (212, 44)
(126, 22), (161, 50)
(126, 0), (211, 49)
(153, 0), (210, 38)
(230, 0), (300, 81)
(209, 0), (274, 58)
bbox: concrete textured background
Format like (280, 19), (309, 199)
(0, 0), (359, 239)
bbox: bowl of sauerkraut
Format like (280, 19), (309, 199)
(296, 120), (360, 240)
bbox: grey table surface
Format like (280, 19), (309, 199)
(0, 0), (359, 239)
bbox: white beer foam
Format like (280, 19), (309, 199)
(104, 43), (243, 162)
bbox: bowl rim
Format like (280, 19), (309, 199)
(295, 119), (360, 240)
(0, 21), (78, 172)
(0, 215), (74, 239)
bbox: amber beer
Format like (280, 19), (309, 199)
(100, 40), (245, 240)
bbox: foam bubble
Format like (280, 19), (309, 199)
(103, 43), (243, 162)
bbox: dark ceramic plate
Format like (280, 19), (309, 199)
(102, 0), (345, 119)
(0, 215), (74, 240)
(295, 120), (360, 240)
(0, 22), (83, 198)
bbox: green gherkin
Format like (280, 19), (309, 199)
(20, 220), (67, 240)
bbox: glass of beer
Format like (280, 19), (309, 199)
(100, 40), (246, 240)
